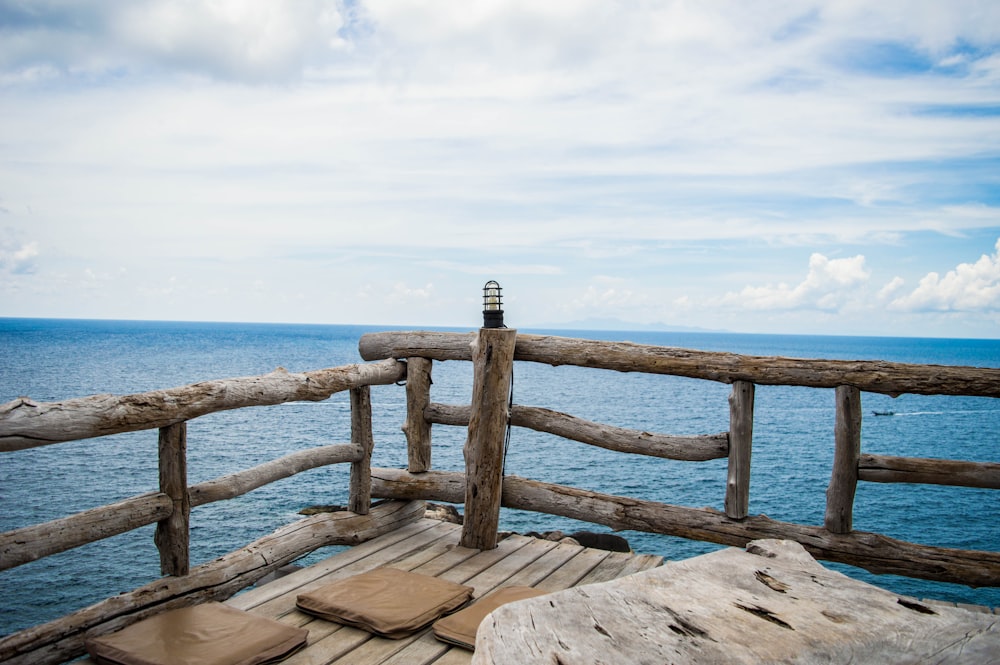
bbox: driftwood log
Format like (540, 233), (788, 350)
(473, 539), (1000, 664)
(348, 386), (375, 514)
(859, 454), (1000, 489)
(826, 386), (862, 533)
(0, 359), (406, 451)
(358, 331), (1000, 397)
(0, 493), (173, 572)
(427, 403), (728, 461)
(369, 468), (1000, 587)
(461, 328), (516, 550)
(0, 500), (425, 665)
(403, 357), (433, 472)
(155, 422), (189, 576)
(724, 380), (754, 519)
(189, 443), (362, 507)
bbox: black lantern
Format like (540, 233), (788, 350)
(482, 280), (504, 328)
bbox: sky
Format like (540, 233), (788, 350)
(1, 1), (999, 338)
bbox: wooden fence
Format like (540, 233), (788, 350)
(358, 330), (1000, 588)
(0, 359), (421, 665)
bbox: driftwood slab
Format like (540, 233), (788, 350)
(473, 539), (999, 664)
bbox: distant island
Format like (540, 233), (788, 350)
(527, 317), (726, 333)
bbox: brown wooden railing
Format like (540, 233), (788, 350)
(358, 330), (1000, 588)
(0, 359), (419, 665)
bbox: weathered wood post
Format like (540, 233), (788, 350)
(155, 421), (190, 576)
(825, 385), (861, 533)
(349, 385), (375, 514)
(461, 327), (517, 550)
(402, 357), (433, 472)
(725, 380), (755, 519)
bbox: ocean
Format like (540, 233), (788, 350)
(1, 318), (998, 637)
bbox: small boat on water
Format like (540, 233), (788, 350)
(872, 410), (896, 416)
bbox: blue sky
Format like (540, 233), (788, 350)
(1, 1), (999, 338)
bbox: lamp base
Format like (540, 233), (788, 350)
(482, 311), (505, 328)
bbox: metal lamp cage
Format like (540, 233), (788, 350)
(482, 281), (504, 328)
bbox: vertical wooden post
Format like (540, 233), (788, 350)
(349, 385), (374, 514)
(155, 422), (189, 576)
(461, 327), (517, 550)
(402, 357), (433, 473)
(825, 385), (862, 533)
(725, 380), (755, 520)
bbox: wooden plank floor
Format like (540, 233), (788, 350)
(74, 519), (656, 665)
(221, 518), (662, 665)
(74, 518), (661, 665)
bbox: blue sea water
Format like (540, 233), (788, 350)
(1, 318), (998, 637)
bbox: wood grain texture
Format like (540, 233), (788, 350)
(826, 386), (861, 533)
(359, 331), (1000, 397)
(461, 328), (516, 550)
(0, 359), (406, 451)
(725, 380), (754, 519)
(0, 493), (172, 572)
(427, 403), (729, 461)
(859, 454), (1000, 489)
(349, 385), (375, 514)
(189, 443), (363, 507)
(155, 422), (189, 576)
(403, 357), (433, 472)
(474, 539), (1000, 664)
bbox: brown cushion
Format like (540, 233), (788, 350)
(295, 567), (474, 639)
(85, 601), (309, 665)
(432, 586), (546, 650)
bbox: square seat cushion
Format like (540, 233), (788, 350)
(295, 567), (474, 639)
(85, 601), (309, 665)
(432, 586), (546, 650)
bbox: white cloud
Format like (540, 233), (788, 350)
(0, 0), (349, 82)
(878, 276), (906, 300)
(563, 278), (652, 319)
(721, 253), (870, 311)
(0, 235), (39, 275)
(117, 0), (347, 81)
(1, 2), (999, 337)
(388, 282), (434, 303)
(422, 261), (562, 276)
(888, 238), (1000, 312)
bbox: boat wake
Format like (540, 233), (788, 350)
(870, 410), (984, 417)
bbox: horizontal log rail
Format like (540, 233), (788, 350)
(359, 331), (1000, 397)
(0, 359), (405, 452)
(0, 493), (173, 572)
(370, 468), (1000, 588)
(0, 443), (365, 573)
(427, 403), (729, 461)
(370, 330), (996, 593)
(190, 443), (363, 506)
(0, 500), (426, 665)
(858, 454), (1000, 489)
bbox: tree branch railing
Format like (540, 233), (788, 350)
(360, 330), (1000, 589)
(0, 358), (414, 665)
(369, 468), (1000, 588)
(0, 358), (405, 452)
(0, 360), (405, 573)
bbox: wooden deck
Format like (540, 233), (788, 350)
(81, 518), (662, 665)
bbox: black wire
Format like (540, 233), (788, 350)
(501, 370), (514, 476)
